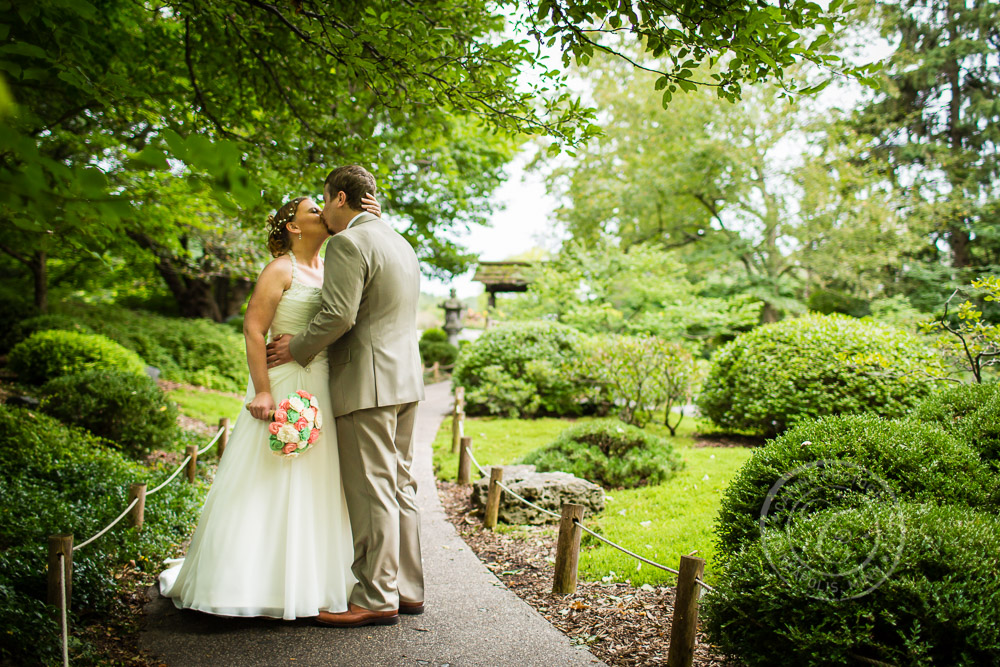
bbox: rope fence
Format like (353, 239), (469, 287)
(451, 388), (711, 667)
(47, 417), (231, 666)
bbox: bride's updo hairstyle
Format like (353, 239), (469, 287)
(266, 196), (308, 257)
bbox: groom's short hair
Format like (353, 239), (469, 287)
(325, 165), (376, 211)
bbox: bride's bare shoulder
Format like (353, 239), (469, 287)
(257, 255), (294, 291)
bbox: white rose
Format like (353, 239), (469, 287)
(314, 408), (323, 429)
(311, 397), (320, 408)
(277, 423), (300, 444)
(288, 396), (305, 412)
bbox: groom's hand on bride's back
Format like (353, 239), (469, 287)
(266, 334), (294, 368)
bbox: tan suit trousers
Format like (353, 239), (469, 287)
(335, 401), (424, 611)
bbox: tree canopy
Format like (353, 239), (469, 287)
(1, 0), (872, 314)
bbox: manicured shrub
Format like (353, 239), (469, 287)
(912, 382), (998, 430)
(583, 334), (697, 430)
(520, 419), (683, 488)
(420, 327), (448, 343)
(913, 383), (1000, 471)
(453, 321), (591, 417)
(419, 328), (458, 367)
(698, 313), (943, 436)
(0, 406), (206, 665)
(704, 503), (1000, 667)
(957, 392), (1000, 471)
(56, 303), (245, 392)
(714, 414), (993, 558)
(420, 341), (458, 367)
(39, 369), (180, 457)
(1, 314), (93, 353)
(8, 329), (146, 384)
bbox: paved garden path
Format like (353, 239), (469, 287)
(141, 381), (606, 667)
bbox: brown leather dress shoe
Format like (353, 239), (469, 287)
(316, 603), (399, 628)
(399, 600), (425, 615)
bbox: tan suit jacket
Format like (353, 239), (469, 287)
(289, 213), (425, 417)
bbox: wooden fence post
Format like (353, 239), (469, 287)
(457, 436), (473, 485)
(47, 534), (73, 613)
(484, 467), (503, 530)
(552, 503), (584, 595)
(218, 417), (230, 458)
(451, 406), (464, 455)
(455, 386), (465, 412)
(432, 361), (441, 383)
(127, 483), (147, 530)
(185, 445), (198, 483)
(667, 554), (706, 667)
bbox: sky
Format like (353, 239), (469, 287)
(418, 149), (564, 298)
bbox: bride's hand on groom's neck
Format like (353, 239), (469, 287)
(361, 192), (380, 218)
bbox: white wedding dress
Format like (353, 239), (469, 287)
(159, 255), (356, 619)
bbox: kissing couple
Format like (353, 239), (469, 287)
(159, 165), (426, 627)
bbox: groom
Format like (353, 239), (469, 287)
(266, 165), (426, 627)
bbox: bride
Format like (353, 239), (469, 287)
(159, 193), (381, 619)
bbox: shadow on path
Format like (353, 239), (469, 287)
(140, 381), (605, 667)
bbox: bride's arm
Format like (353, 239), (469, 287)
(243, 258), (291, 420)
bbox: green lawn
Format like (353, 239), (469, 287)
(431, 413), (754, 587)
(169, 387), (244, 426)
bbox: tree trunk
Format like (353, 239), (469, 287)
(128, 232), (249, 322)
(760, 301), (780, 323)
(31, 251), (48, 313)
(950, 225), (972, 269)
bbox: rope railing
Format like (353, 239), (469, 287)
(47, 418), (230, 665)
(451, 389), (711, 667)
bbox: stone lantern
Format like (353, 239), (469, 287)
(439, 288), (464, 346)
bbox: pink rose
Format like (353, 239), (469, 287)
(296, 390), (313, 400)
(278, 399), (292, 411)
(281, 442), (297, 455)
(307, 428), (320, 444)
(274, 409), (288, 423)
(294, 417), (308, 431)
(268, 421), (282, 435)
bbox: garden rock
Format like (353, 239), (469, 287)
(472, 464), (605, 524)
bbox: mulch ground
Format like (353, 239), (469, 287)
(437, 480), (739, 667)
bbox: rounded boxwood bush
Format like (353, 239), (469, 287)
(8, 329), (146, 384)
(912, 382), (999, 430)
(453, 321), (590, 417)
(1, 314), (94, 353)
(520, 419), (683, 488)
(958, 392), (1000, 472)
(420, 327), (448, 343)
(419, 329), (458, 367)
(0, 406), (206, 665)
(420, 341), (458, 367)
(715, 414), (993, 558)
(39, 369), (180, 457)
(55, 303), (245, 392)
(698, 313), (943, 436)
(704, 503), (1000, 667)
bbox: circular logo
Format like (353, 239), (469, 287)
(759, 459), (906, 601)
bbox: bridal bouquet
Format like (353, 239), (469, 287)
(268, 390), (322, 458)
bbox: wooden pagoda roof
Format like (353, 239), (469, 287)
(472, 261), (534, 293)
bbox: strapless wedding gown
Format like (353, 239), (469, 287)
(159, 258), (355, 619)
